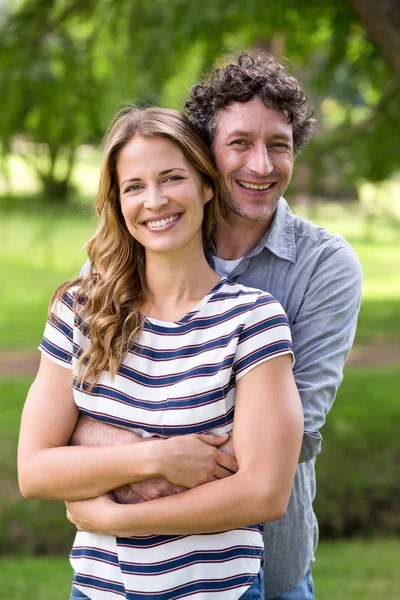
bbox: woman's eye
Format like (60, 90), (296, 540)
(124, 184), (143, 193)
(164, 175), (184, 183)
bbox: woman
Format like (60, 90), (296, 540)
(18, 107), (303, 600)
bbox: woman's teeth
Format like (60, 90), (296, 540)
(145, 214), (180, 229)
(238, 180), (273, 190)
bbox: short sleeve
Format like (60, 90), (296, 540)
(234, 294), (293, 381)
(39, 289), (76, 369)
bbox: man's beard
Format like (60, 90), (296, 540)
(220, 182), (280, 224)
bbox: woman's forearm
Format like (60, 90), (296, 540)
(103, 467), (290, 536)
(18, 441), (162, 501)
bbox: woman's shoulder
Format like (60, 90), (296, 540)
(218, 278), (274, 304)
(217, 279), (288, 322)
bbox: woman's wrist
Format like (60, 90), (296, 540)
(129, 439), (165, 481)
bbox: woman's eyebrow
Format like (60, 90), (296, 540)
(121, 168), (189, 187)
(158, 168), (188, 175)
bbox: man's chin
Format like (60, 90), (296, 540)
(226, 199), (279, 223)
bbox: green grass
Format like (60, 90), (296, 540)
(0, 208), (94, 350)
(1, 201), (400, 349)
(0, 377), (75, 554)
(0, 539), (398, 599)
(314, 365), (400, 536)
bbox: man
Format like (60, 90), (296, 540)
(74, 52), (362, 598)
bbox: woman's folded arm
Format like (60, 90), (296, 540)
(66, 353), (304, 535)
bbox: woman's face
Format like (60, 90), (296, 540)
(117, 135), (213, 255)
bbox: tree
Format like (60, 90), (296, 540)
(1, 0), (399, 203)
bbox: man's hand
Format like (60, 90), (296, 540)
(160, 433), (237, 488)
(70, 415), (236, 504)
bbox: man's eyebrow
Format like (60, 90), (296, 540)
(226, 130), (293, 143)
(226, 129), (252, 139)
(120, 168), (188, 187)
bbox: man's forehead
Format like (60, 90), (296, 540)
(215, 98), (292, 138)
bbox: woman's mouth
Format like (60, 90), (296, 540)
(142, 213), (182, 230)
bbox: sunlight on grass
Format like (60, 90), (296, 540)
(0, 540), (398, 600)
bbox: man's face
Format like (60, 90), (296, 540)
(212, 97), (294, 224)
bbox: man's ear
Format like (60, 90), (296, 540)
(203, 185), (214, 205)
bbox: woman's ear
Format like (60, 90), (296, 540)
(203, 185), (214, 205)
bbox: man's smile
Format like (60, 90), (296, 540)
(237, 180), (276, 191)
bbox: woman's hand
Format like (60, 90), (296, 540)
(160, 433), (237, 488)
(66, 493), (120, 535)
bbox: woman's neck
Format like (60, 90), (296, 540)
(143, 245), (220, 321)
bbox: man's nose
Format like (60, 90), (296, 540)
(143, 185), (168, 210)
(247, 144), (273, 176)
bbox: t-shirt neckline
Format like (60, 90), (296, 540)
(144, 278), (227, 328)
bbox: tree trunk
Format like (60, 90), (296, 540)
(347, 0), (400, 73)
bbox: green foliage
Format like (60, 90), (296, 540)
(1, 0), (400, 203)
(314, 366), (400, 537)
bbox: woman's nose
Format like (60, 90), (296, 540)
(143, 186), (168, 210)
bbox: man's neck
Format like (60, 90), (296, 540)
(214, 212), (274, 260)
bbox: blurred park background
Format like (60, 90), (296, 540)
(0, 0), (399, 598)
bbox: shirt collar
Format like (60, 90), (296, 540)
(258, 197), (297, 263)
(207, 197), (297, 265)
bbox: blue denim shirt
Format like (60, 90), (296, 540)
(208, 198), (362, 598)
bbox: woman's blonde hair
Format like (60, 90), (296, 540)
(51, 106), (225, 388)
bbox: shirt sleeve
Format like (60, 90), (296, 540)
(292, 244), (362, 463)
(234, 293), (293, 381)
(38, 289), (76, 370)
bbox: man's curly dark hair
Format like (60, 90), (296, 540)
(185, 51), (315, 156)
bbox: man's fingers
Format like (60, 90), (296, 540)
(216, 449), (238, 473)
(197, 433), (229, 446)
(213, 464), (236, 480)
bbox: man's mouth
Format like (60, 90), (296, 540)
(237, 180), (275, 191)
(142, 213), (181, 229)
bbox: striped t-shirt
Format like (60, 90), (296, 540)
(40, 278), (293, 600)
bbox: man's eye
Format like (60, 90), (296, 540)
(231, 140), (247, 146)
(271, 143), (289, 149)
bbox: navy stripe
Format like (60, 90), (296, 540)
(117, 356), (234, 387)
(40, 339), (72, 364)
(235, 342), (292, 375)
(70, 546), (119, 566)
(75, 381), (227, 412)
(120, 546), (262, 575)
(125, 571), (261, 599)
(78, 406), (233, 435)
(117, 534), (188, 548)
(129, 327), (242, 361)
(238, 315), (289, 343)
(142, 299), (273, 336)
(48, 313), (73, 340)
(73, 573), (125, 596)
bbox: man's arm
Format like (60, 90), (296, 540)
(70, 416), (235, 502)
(70, 416), (187, 502)
(292, 243), (362, 463)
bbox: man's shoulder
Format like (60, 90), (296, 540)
(290, 209), (358, 265)
(292, 210), (346, 248)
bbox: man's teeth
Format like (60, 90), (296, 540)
(238, 181), (273, 190)
(145, 214), (180, 229)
